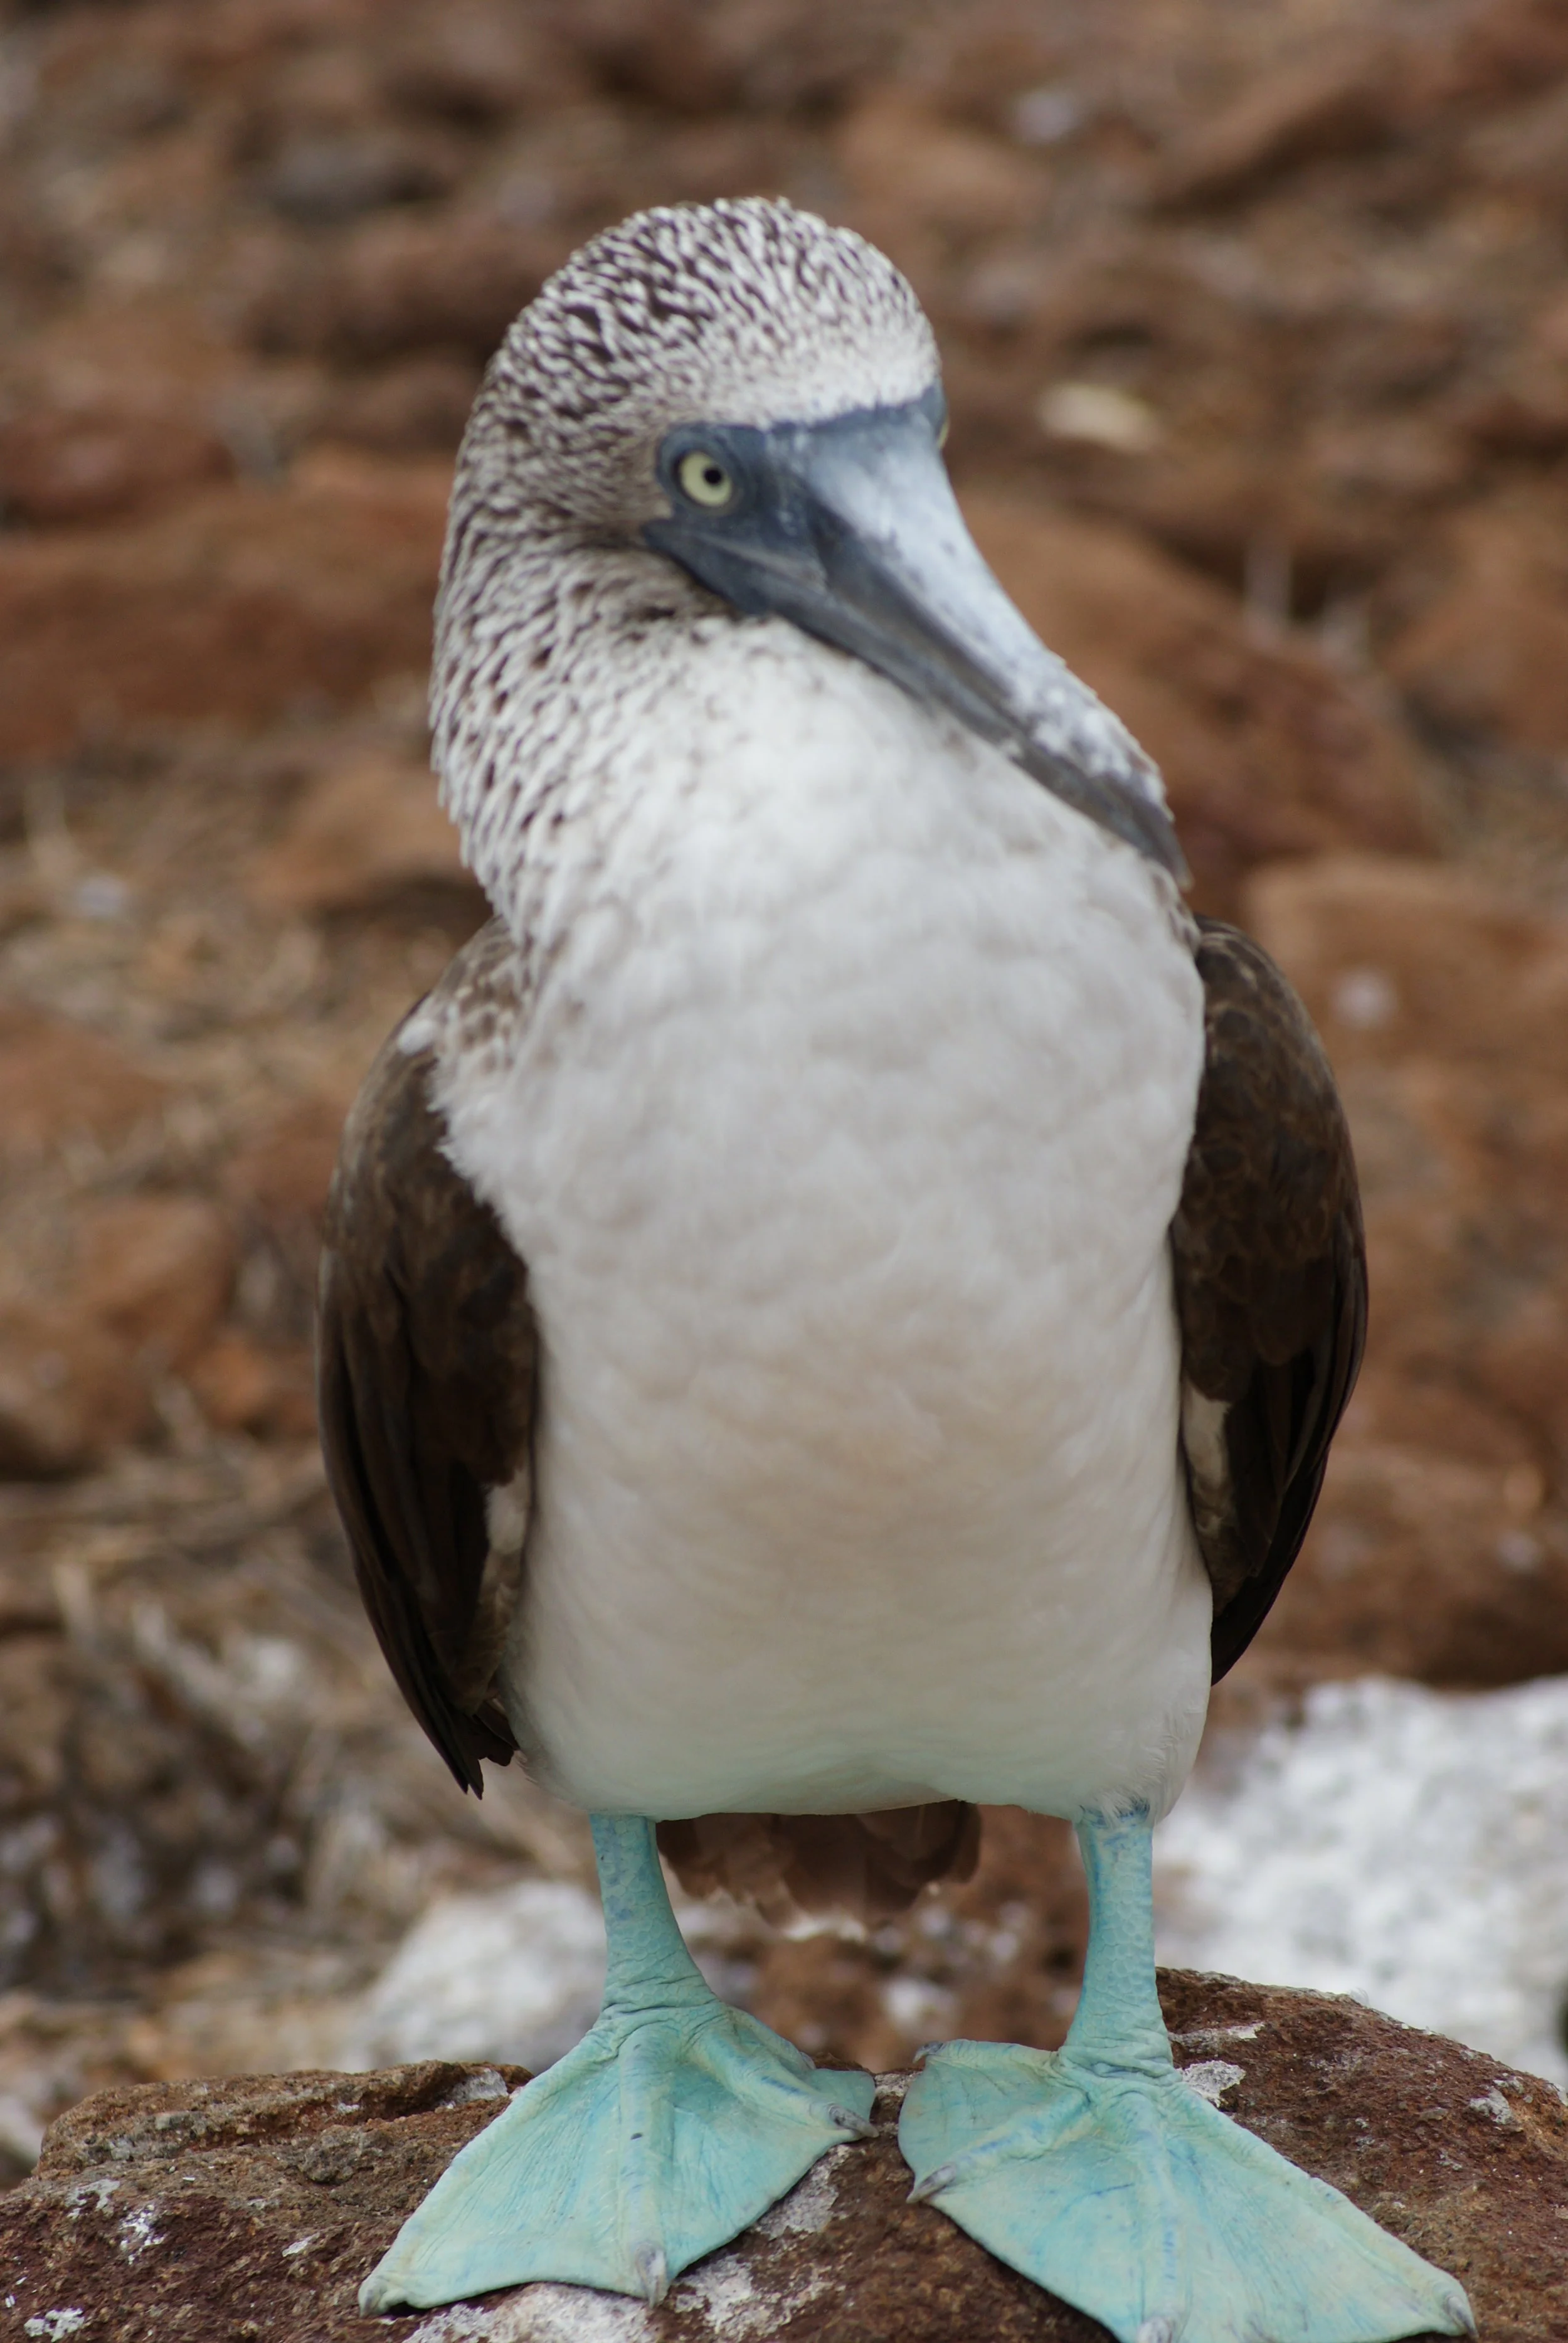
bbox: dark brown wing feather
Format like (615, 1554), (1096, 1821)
(317, 959), (535, 1794)
(1172, 917), (1365, 1681)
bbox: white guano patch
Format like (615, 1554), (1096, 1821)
(1177, 2059), (1245, 2106)
(338, 1880), (606, 2074)
(64, 2178), (117, 2218)
(0, 2090), (44, 2168)
(407, 2285), (654, 2343)
(1157, 1672), (1568, 2085)
(116, 2204), (163, 2262)
(752, 2150), (845, 2239)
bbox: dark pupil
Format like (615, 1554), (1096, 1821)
(703, 465), (723, 488)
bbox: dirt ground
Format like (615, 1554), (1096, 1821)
(3, 0), (1568, 2186)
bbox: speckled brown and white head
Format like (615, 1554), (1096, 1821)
(458, 198), (937, 536)
(433, 196), (1179, 936)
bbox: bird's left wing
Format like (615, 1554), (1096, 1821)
(317, 924), (534, 1792)
(1172, 917), (1367, 1681)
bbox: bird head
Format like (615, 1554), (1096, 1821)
(444, 198), (1183, 881)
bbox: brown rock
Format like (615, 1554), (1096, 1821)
(1244, 854), (1568, 1080)
(255, 128), (464, 230)
(0, 305), (251, 531)
(75, 1195), (238, 1372)
(1251, 1410), (1568, 1685)
(248, 749), (480, 918)
(240, 211), (566, 365)
(222, 1093), (357, 1366)
(1426, 0), (1568, 109)
(0, 452), (449, 763)
(3, 1979), (1561, 2338)
(1475, 1292), (1568, 1466)
(0, 1193), (235, 1477)
(225, 1095), (351, 1236)
(564, 0), (743, 114)
(0, 406), (233, 529)
(1463, 78), (1568, 209)
(838, 91), (1049, 258)
(1155, 48), (1396, 206)
(0, 1304), (149, 1480)
(0, 1006), (168, 1166)
(1455, 376), (1568, 460)
(965, 496), (1431, 914)
(315, 356), (482, 457)
(186, 1332), (317, 1440)
(1383, 498), (1568, 757)
(1237, 856), (1568, 1686)
(381, 4), (573, 123)
(1300, 412), (1470, 513)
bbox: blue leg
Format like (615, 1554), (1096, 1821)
(360, 1815), (875, 2312)
(899, 1811), (1475, 2343)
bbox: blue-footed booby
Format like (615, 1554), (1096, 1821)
(318, 198), (1472, 2341)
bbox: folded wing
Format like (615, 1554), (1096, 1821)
(1172, 918), (1366, 1681)
(317, 924), (534, 1792)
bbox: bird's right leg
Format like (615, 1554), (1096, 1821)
(899, 1808), (1472, 2343)
(359, 1812), (874, 2313)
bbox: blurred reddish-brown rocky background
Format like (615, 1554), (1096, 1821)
(3, 0), (1568, 2190)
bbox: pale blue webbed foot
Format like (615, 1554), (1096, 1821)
(899, 1814), (1475, 2343)
(360, 1815), (874, 2314)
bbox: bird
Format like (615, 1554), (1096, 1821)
(317, 198), (1472, 2343)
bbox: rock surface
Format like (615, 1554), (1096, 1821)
(6, 0), (1568, 2246)
(247, 749), (483, 919)
(0, 454), (450, 763)
(3, 1973), (1564, 2343)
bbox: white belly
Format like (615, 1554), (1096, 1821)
(440, 632), (1212, 1827)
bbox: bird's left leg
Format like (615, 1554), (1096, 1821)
(899, 1809), (1474, 2343)
(360, 1813), (874, 2313)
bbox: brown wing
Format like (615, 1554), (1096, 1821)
(1172, 917), (1366, 1681)
(317, 938), (535, 1794)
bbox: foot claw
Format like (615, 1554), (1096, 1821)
(632, 2243), (669, 2307)
(827, 2103), (877, 2140)
(908, 2159), (958, 2204)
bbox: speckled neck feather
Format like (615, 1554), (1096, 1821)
(430, 200), (940, 934)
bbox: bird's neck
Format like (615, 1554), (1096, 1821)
(431, 523), (719, 940)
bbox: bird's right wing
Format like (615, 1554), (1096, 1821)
(1172, 916), (1367, 1682)
(317, 922), (536, 1793)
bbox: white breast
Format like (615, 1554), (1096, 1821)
(438, 622), (1212, 1828)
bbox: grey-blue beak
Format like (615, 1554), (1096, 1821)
(643, 386), (1185, 881)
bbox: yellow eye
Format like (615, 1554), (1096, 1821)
(677, 449), (735, 509)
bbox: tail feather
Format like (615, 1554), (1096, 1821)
(657, 1804), (981, 1925)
